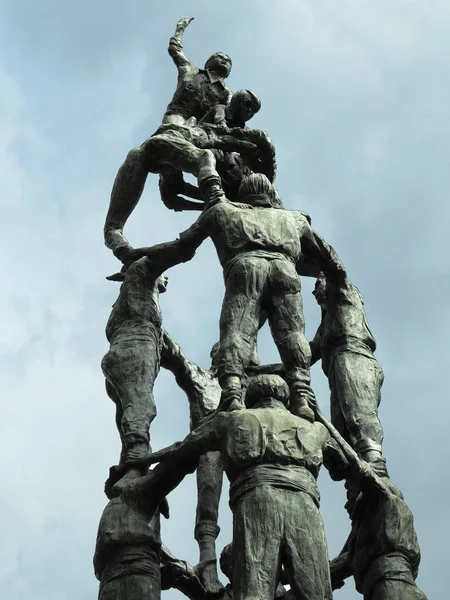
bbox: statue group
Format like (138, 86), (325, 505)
(94, 18), (428, 600)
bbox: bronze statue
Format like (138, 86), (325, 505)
(330, 479), (427, 600)
(311, 269), (386, 475)
(141, 173), (342, 420)
(122, 375), (344, 600)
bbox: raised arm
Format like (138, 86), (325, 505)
(168, 17), (196, 72)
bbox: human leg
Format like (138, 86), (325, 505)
(158, 169), (204, 212)
(333, 352), (385, 469)
(194, 451), (224, 594)
(149, 132), (223, 205)
(369, 578), (428, 600)
(99, 573), (160, 600)
(107, 144), (151, 234)
(282, 491), (332, 600)
(232, 487), (283, 600)
(217, 258), (268, 408)
(101, 334), (160, 491)
(267, 259), (314, 420)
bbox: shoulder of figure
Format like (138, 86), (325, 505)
(127, 257), (156, 280)
(293, 210), (312, 225)
(313, 420), (330, 444)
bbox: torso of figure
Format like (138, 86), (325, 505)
(220, 405), (328, 479)
(201, 202), (304, 267)
(95, 498), (160, 565)
(320, 280), (376, 371)
(350, 492), (421, 588)
(105, 258), (162, 342)
(165, 68), (231, 121)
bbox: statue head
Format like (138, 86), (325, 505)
(157, 274), (169, 293)
(245, 374), (290, 408)
(237, 173), (274, 207)
(219, 543), (233, 582)
(218, 152), (251, 190)
(229, 89), (261, 124)
(312, 273), (327, 307)
(204, 52), (232, 78)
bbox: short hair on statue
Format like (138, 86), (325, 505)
(238, 173), (273, 201)
(245, 374), (290, 408)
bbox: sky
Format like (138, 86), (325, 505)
(0, 1), (448, 598)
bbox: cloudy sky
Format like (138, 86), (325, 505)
(1, 1), (448, 598)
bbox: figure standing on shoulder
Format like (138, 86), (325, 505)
(311, 269), (387, 476)
(163, 17), (232, 126)
(140, 173), (343, 420)
(330, 477), (427, 600)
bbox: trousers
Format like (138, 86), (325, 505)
(102, 325), (161, 453)
(329, 351), (384, 456)
(218, 255), (311, 385)
(232, 486), (332, 600)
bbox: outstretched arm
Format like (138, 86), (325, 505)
(168, 17), (196, 72)
(160, 330), (199, 386)
(110, 212), (209, 272)
(121, 413), (227, 516)
(298, 217), (345, 279)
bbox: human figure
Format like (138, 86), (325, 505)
(140, 173), (342, 420)
(159, 89), (271, 210)
(200, 89), (261, 129)
(94, 496), (162, 600)
(330, 479), (427, 600)
(163, 17), (232, 126)
(160, 333), (265, 594)
(104, 121), (275, 266)
(161, 334), (224, 595)
(101, 260), (174, 495)
(310, 269), (386, 475)
(122, 374), (347, 600)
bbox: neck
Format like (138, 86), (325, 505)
(208, 68), (224, 79)
(239, 193), (272, 208)
(252, 398), (286, 410)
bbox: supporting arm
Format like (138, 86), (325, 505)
(121, 413), (227, 516)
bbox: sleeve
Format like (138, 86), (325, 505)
(177, 216), (209, 252)
(168, 34), (195, 72)
(296, 213), (344, 278)
(160, 330), (200, 389)
(322, 437), (352, 481)
(309, 321), (323, 366)
(200, 104), (227, 125)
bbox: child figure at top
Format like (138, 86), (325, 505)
(163, 17), (233, 126)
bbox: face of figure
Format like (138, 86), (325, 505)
(157, 274), (169, 293)
(312, 277), (327, 307)
(220, 154), (246, 188)
(232, 92), (259, 123)
(205, 52), (232, 78)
